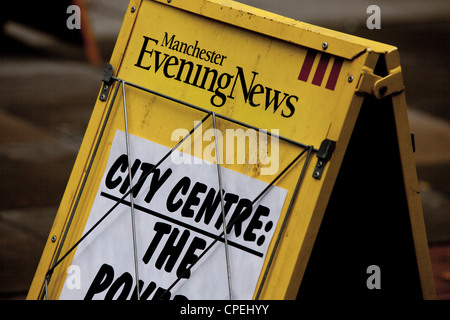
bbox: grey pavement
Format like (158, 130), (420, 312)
(0, 0), (449, 299)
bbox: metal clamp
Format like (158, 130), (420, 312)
(313, 139), (336, 180)
(99, 63), (114, 101)
(356, 65), (404, 99)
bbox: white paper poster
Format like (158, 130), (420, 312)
(59, 130), (287, 300)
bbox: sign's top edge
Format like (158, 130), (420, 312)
(149, 0), (397, 60)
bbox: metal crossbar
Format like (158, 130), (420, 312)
(43, 77), (318, 300)
(212, 112), (233, 300)
(121, 80), (141, 300)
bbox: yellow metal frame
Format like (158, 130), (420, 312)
(28, 0), (435, 300)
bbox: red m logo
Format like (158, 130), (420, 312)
(298, 49), (344, 91)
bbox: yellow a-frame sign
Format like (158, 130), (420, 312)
(28, 0), (435, 300)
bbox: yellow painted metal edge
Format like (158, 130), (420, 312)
(152, 0), (397, 60)
(26, 0), (142, 300)
(393, 93), (436, 300)
(387, 49), (436, 299)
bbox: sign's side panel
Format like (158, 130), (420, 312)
(387, 51), (436, 299)
(290, 51), (434, 300)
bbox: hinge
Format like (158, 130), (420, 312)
(356, 66), (404, 99)
(313, 139), (336, 180)
(99, 63), (114, 101)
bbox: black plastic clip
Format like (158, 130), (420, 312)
(99, 63), (114, 101)
(410, 132), (416, 153)
(313, 139), (336, 180)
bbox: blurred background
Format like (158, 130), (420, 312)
(0, 0), (449, 300)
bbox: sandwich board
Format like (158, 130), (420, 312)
(28, 0), (435, 300)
